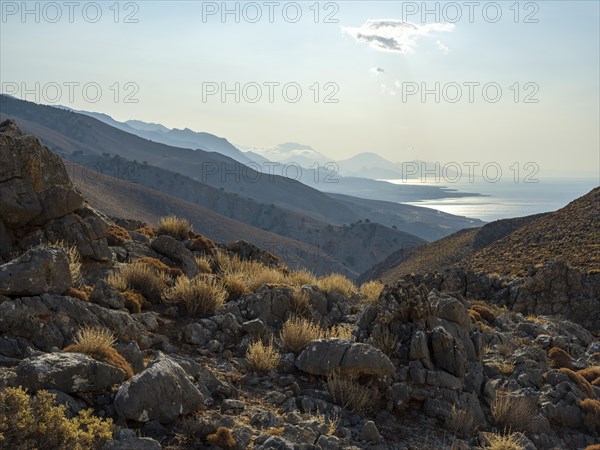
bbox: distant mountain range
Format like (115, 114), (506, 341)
(0, 95), (484, 277)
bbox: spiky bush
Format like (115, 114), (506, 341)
(106, 262), (169, 303)
(156, 215), (193, 240)
(163, 276), (227, 316)
(63, 326), (133, 378)
(317, 273), (357, 297)
(326, 369), (371, 413)
(246, 340), (280, 373)
(0, 387), (113, 449)
(280, 316), (325, 353)
(359, 280), (384, 302)
(491, 389), (537, 432)
(49, 241), (82, 288)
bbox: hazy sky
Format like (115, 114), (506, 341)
(1, 1), (599, 176)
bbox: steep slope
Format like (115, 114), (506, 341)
(367, 212), (550, 283)
(69, 161), (352, 276)
(467, 187), (600, 276)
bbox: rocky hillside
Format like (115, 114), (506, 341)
(1, 120), (600, 450)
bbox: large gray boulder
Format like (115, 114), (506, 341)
(0, 119), (83, 227)
(430, 326), (468, 377)
(16, 352), (126, 393)
(114, 354), (204, 423)
(151, 235), (198, 278)
(0, 247), (71, 296)
(296, 339), (394, 377)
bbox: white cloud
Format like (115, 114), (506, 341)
(342, 19), (454, 54)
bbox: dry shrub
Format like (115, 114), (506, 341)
(163, 276), (227, 316)
(194, 255), (213, 274)
(470, 304), (496, 323)
(326, 369), (371, 413)
(222, 274), (248, 301)
(122, 290), (144, 313)
(328, 323), (354, 340)
(286, 269), (317, 287)
(580, 399), (600, 433)
(265, 427), (285, 436)
(317, 273), (356, 297)
(496, 342), (514, 357)
(107, 224), (131, 246)
(280, 316), (324, 353)
(213, 250), (243, 274)
(206, 427), (236, 449)
(548, 347), (574, 369)
(290, 289), (311, 317)
(244, 265), (286, 291)
(446, 404), (478, 437)
(491, 389), (537, 432)
(134, 257), (183, 278)
(134, 226), (154, 238)
(492, 359), (515, 376)
(49, 241), (82, 288)
(107, 263), (169, 303)
(246, 339), (280, 373)
(67, 286), (92, 302)
(483, 431), (525, 450)
(371, 329), (399, 357)
(585, 445), (600, 450)
(0, 387), (113, 449)
(559, 368), (595, 397)
(578, 366), (600, 386)
(63, 326), (133, 379)
(469, 309), (484, 323)
(188, 235), (216, 253)
(359, 280), (384, 302)
(156, 215), (193, 240)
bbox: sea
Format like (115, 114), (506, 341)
(384, 177), (599, 223)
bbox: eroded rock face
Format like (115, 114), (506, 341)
(0, 247), (71, 296)
(16, 352), (126, 393)
(114, 354), (204, 423)
(296, 339), (394, 377)
(0, 119), (83, 227)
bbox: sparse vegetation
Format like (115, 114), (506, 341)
(49, 241), (82, 287)
(579, 366), (600, 386)
(359, 280), (384, 302)
(206, 427), (236, 449)
(446, 404), (478, 437)
(194, 255), (213, 274)
(280, 316), (324, 353)
(156, 215), (193, 240)
(286, 268), (318, 287)
(163, 276), (227, 316)
(326, 369), (371, 413)
(134, 256), (183, 278)
(490, 389), (537, 432)
(107, 224), (131, 245)
(548, 347), (573, 369)
(290, 288), (311, 317)
(63, 326), (133, 378)
(246, 339), (280, 373)
(559, 368), (594, 397)
(0, 387), (113, 450)
(470, 304), (497, 323)
(371, 329), (399, 356)
(580, 399), (600, 432)
(317, 273), (357, 297)
(107, 262), (169, 303)
(482, 431), (525, 450)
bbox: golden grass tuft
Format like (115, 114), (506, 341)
(317, 273), (357, 297)
(107, 262), (169, 303)
(548, 347), (574, 369)
(580, 398), (600, 432)
(359, 280), (384, 302)
(246, 339), (280, 373)
(206, 427), (236, 449)
(163, 276), (227, 316)
(371, 329), (399, 357)
(0, 387), (113, 449)
(286, 268), (318, 287)
(326, 369), (371, 413)
(328, 323), (354, 340)
(446, 404), (478, 437)
(156, 215), (193, 240)
(482, 431), (525, 450)
(290, 289), (311, 317)
(264, 427), (285, 436)
(490, 389), (538, 432)
(280, 316), (325, 353)
(492, 359), (515, 376)
(63, 326), (133, 379)
(470, 304), (497, 323)
(134, 226), (154, 238)
(194, 255), (213, 274)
